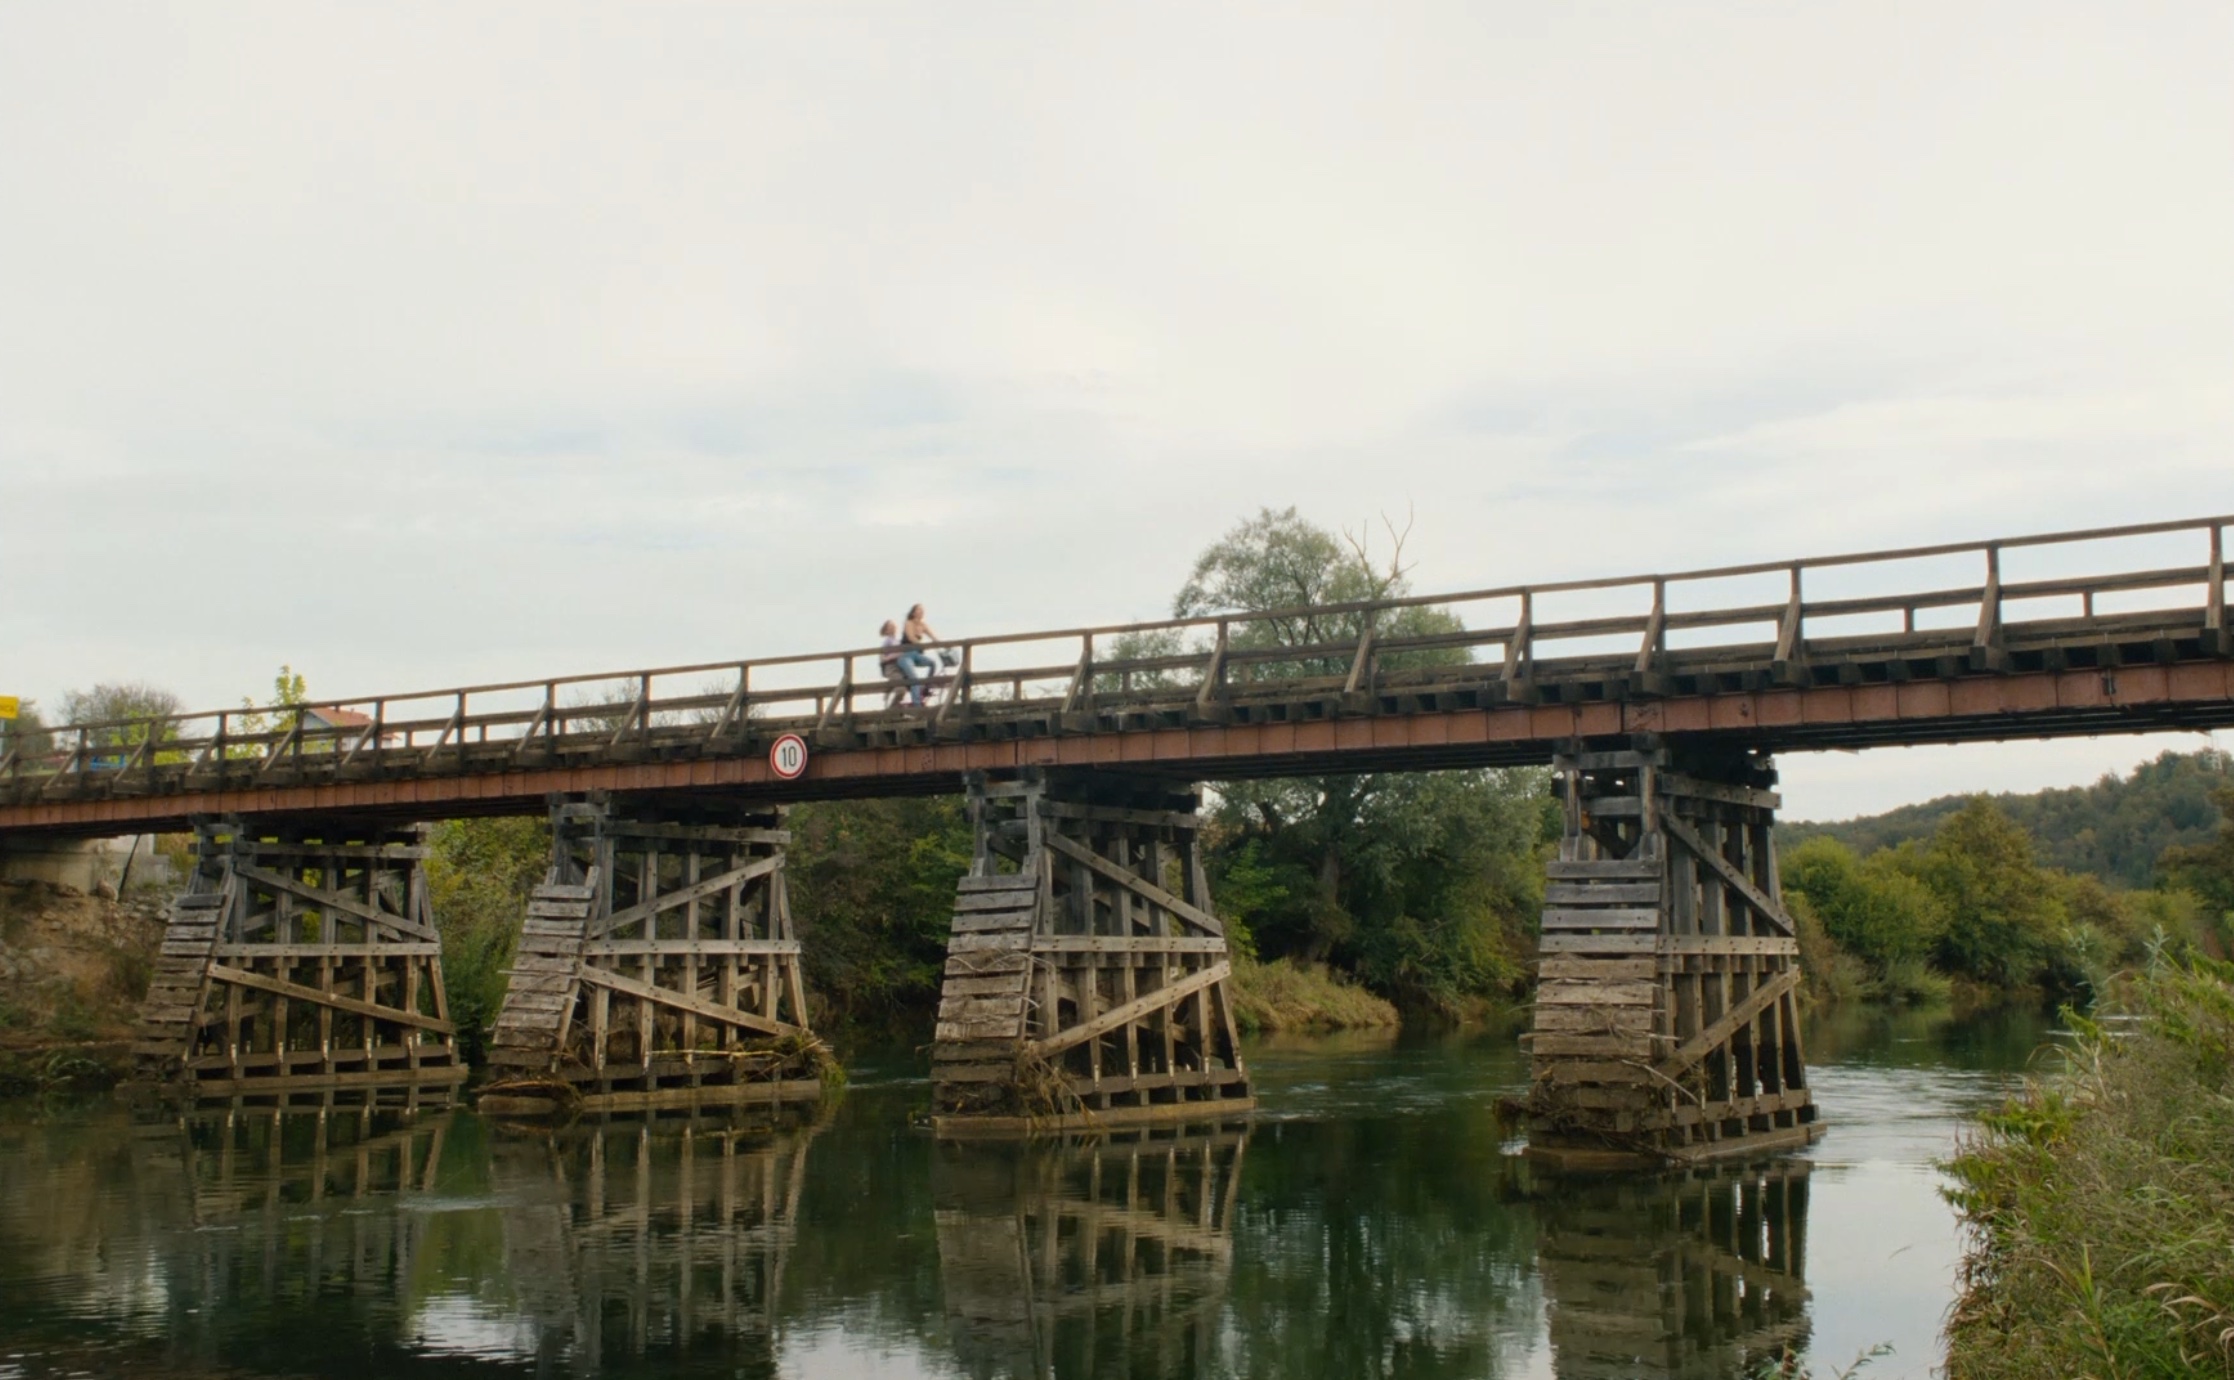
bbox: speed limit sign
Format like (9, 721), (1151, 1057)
(768, 732), (809, 780)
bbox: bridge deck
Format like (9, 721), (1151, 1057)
(5, 514), (2228, 839)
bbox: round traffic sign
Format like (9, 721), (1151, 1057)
(768, 732), (809, 780)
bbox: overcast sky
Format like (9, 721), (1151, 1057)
(3, 4), (2230, 820)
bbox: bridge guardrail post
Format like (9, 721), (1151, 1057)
(1972, 543), (2007, 671)
(2208, 524), (2225, 653)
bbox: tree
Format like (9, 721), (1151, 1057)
(59, 681), (182, 728)
(53, 682), (183, 765)
(0, 699), (52, 764)
(1782, 836), (1948, 972)
(427, 816), (551, 1064)
(228, 665), (309, 756)
(1891, 798), (2068, 989)
(1174, 507), (1552, 1014)
(2162, 783), (2234, 923)
(787, 797), (973, 1039)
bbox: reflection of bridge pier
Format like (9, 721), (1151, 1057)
(106, 1096), (456, 1363)
(934, 1121), (1248, 1379)
(491, 1110), (817, 1373)
(1539, 1161), (1813, 1378)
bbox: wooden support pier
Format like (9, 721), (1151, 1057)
(1526, 742), (1818, 1167)
(930, 772), (1253, 1134)
(483, 797), (824, 1115)
(131, 819), (466, 1097)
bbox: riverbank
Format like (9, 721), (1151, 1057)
(1226, 955), (1401, 1033)
(1944, 958), (2234, 1378)
(0, 881), (160, 1092)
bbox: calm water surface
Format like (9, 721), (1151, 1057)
(0, 1008), (2051, 1380)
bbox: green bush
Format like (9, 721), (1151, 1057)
(1784, 835), (1948, 973)
(427, 817), (551, 1066)
(787, 797), (972, 1040)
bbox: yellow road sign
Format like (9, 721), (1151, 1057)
(0, 696), (17, 721)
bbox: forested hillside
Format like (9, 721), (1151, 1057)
(1783, 748), (2230, 888)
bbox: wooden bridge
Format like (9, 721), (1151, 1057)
(13, 514), (2229, 1159)
(4, 514), (2227, 839)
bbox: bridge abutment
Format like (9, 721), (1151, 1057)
(131, 818), (467, 1097)
(930, 770), (1254, 1133)
(1527, 742), (1819, 1167)
(481, 797), (825, 1115)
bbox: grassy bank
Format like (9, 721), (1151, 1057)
(1945, 958), (2234, 1377)
(1227, 956), (1401, 1033)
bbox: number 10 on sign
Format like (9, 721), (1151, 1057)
(769, 733), (809, 780)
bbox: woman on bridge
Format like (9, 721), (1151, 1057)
(901, 604), (954, 707)
(880, 619), (932, 706)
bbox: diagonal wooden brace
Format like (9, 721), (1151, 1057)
(1029, 961), (1230, 1060)
(1660, 814), (1796, 936)
(1654, 968), (1799, 1078)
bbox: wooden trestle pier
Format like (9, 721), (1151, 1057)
(132, 818), (465, 1097)
(930, 772), (1253, 1133)
(1527, 741), (1816, 1166)
(482, 797), (823, 1115)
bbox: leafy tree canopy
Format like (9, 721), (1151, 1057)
(1169, 507), (1553, 1014)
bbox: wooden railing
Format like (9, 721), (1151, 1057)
(3, 513), (2226, 802)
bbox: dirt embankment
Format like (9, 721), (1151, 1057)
(0, 881), (166, 1092)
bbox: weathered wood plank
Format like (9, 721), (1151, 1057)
(940, 975), (1032, 999)
(1530, 1031), (1654, 1059)
(1544, 861), (1663, 883)
(1544, 883), (1662, 905)
(950, 931), (1033, 954)
(1532, 1006), (1655, 1034)
(951, 911), (1037, 935)
(1536, 980), (1658, 1007)
(1538, 933), (1659, 954)
(1537, 956), (1659, 981)
(944, 949), (1031, 976)
(1541, 908), (1661, 931)
(958, 874), (1039, 893)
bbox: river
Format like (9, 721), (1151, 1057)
(0, 1006), (2051, 1380)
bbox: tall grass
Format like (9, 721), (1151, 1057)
(1228, 956), (1400, 1033)
(1945, 956), (2234, 1377)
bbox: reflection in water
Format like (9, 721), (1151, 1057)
(934, 1123), (1246, 1380)
(492, 1113), (816, 1375)
(1540, 1162), (1811, 1378)
(0, 1018), (2043, 1380)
